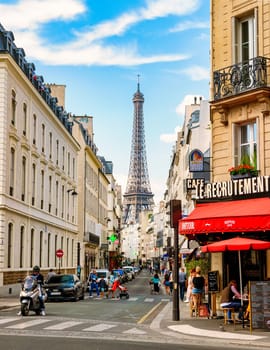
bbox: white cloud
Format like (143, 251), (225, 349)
(0, 0), (86, 30)
(0, 0), (199, 66)
(176, 94), (204, 116)
(160, 126), (181, 144)
(182, 66), (209, 81)
(170, 20), (209, 33)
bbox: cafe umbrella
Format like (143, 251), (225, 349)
(201, 237), (270, 315)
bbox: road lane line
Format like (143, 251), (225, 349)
(0, 318), (18, 324)
(137, 301), (162, 324)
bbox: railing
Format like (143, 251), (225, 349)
(213, 56), (270, 101)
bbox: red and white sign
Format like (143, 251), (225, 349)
(56, 249), (64, 258)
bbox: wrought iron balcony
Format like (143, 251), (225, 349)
(213, 56), (270, 101)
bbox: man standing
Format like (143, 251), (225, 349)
(179, 267), (187, 302)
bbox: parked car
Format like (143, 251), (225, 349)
(122, 266), (136, 279)
(44, 274), (85, 302)
(122, 267), (133, 281)
(112, 269), (129, 284)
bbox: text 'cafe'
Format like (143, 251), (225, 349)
(179, 175), (270, 283)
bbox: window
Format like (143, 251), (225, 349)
(55, 180), (59, 216)
(23, 103), (27, 136)
(49, 176), (52, 212)
(42, 124), (45, 153)
(21, 156), (26, 201)
(55, 236), (57, 267)
(41, 170), (44, 209)
(49, 132), (52, 159)
(7, 223), (13, 268)
(68, 152), (70, 176)
(39, 231), (43, 267)
(232, 11), (257, 64)
(20, 226), (24, 268)
(47, 233), (51, 267)
(33, 114), (37, 145)
(233, 121), (257, 167)
(10, 148), (15, 196)
(56, 140), (59, 165)
(62, 146), (65, 170)
(30, 229), (34, 267)
(32, 163), (36, 205)
(11, 90), (16, 126)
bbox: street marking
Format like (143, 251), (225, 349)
(144, 298), (154, 302)
(137, 302), (162, 324)
(6, 319), (50, 329)
(123, 327), (146, 334)
(83, 323), (116, 332)
(168, 325), (266, 340)
(44, 321), (84, 330)
(127, 297), (137, 301)
(0, 318), (18, 324)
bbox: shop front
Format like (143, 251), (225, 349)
(179, 176), (270, 293)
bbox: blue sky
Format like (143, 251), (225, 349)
(0, 0), (210, 203)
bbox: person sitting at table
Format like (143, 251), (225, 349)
(220, 280), (242, 322)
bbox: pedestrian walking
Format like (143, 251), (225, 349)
(179, 267), (187, 301)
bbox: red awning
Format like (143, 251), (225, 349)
(179, 197), (270, 235)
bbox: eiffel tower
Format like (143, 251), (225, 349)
(123, 77), (154, 224)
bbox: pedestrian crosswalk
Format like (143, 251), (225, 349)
(0, 317), (148, 335)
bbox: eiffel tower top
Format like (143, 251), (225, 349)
(122, 78), (154, 224)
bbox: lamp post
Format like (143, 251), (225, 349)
(170, 199), (182, 321)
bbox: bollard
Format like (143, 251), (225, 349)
(9, 287), (12, 294)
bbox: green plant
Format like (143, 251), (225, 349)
(184, 257), (210, 277)
(228, 153), (257, 176)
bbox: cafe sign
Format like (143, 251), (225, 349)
(188, 175), (270, 200)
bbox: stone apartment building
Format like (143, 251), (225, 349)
(0, 24), (80, 285)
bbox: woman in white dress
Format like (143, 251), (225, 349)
(185, 268), (196, 302)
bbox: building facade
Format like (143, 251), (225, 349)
(0, 24), (80, 285)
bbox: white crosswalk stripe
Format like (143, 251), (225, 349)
(0, 318), (18, 324)
(123, 327), (146, 334)
(6, 319), (50, 329)
(144, 298), (154, 302)
(82, 323), (116, 332)
(44, 321), (84, 330)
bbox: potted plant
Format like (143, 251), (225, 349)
(228, 154), (258, 179)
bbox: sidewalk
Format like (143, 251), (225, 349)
(156, 300), (270, 348)
(1, 283), (270, 347)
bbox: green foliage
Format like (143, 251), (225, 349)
(184, 257), (210, 277)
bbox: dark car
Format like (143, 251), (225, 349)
(44, 274), (85, 301)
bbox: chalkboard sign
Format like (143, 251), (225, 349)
(250, 281), (270, 330)
(208, 270), (219, 292)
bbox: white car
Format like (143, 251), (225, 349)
(87, 269), (110, 291)
(122, 266), (135, 279)
(122, 267), (133, 281)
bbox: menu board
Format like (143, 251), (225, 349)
(208, 270), (219, 292)
(250, 281), (270, 330)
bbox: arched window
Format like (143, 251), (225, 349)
(32, 163), (36, 205)
(39, 231), (43, 267)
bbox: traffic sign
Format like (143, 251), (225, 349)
(56, 249), (64, 258)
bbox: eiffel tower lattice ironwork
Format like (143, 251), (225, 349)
(123, 78), (154, 224)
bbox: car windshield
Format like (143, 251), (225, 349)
(97, 272), (107, 278)
(48, 275), (73, 284)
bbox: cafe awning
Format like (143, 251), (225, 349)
(179, 197), (270, 235)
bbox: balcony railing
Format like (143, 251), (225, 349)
(213, 56), (270, 101)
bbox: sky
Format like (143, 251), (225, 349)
(0, 0), (210, 204)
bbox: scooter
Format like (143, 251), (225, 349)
(19, 276), (47, 316)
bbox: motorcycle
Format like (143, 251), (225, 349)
(19, 276), (47, 316)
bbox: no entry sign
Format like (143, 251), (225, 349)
(56, 249), (64, 258)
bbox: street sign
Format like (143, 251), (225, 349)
(56, 249), (64, 258)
